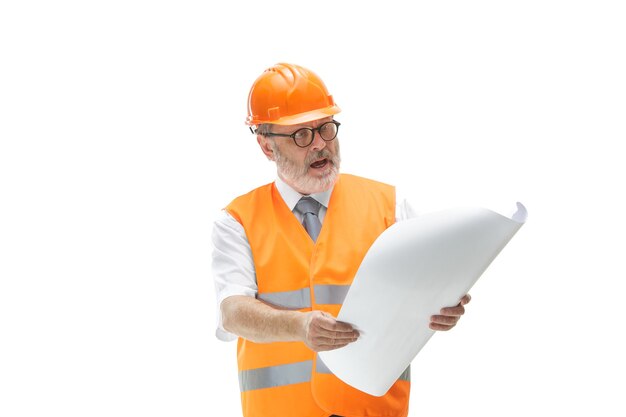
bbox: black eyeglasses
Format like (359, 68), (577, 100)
(258, 121), (341, 148)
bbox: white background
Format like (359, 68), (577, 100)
(1, 1), (625, 416)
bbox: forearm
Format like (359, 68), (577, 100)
(221, 295), (306, 344)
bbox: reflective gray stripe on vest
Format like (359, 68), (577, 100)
(317, 355), (411, 382)
(258, 288), (311, 309)
(316, 355), (332, 374)
(314, 284), (351, 305)
(398, 365), (411, 382)
(239, 360), (313, 392)
(257, 285), (350, 308)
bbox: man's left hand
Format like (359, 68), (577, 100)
(429, 294), (471, 331)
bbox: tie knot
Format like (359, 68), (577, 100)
(295, 197), (321, 216)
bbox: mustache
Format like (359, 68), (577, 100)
(305, 149), (333, 165)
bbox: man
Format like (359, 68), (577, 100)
(212, 63), (471, 417)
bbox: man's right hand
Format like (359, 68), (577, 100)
(301, 311), (359, 352)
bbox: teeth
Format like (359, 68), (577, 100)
(311, 159), (326, 167)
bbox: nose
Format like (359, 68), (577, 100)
(309, 129), (327, 151)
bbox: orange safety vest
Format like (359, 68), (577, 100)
(226, 174), (410, 417)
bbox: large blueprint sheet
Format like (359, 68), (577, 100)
(319, 203), (527, 396)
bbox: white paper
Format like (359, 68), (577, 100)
(318, 202), (527, 396)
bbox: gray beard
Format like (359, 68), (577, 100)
(272, 141), (341, 194)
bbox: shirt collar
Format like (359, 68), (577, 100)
(274, 176), (333, 211)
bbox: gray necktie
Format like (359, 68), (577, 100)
(295, 197), (322, 242)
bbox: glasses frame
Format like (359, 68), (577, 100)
(255, 120), (341, 148)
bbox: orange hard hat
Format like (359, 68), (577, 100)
(246, 63), (341, 126)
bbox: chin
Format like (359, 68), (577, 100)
(298, 168), (339, 194)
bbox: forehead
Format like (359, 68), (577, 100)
(271, 116), (334, 132)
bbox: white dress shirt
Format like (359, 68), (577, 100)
(212, 176), (418, 341)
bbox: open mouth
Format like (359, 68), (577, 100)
(309, 158), (329, 169)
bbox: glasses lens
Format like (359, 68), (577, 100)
(319, 122), (338, 141)
(293, 128), (314, 147)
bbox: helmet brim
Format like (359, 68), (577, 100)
(246, 105), (341, 126)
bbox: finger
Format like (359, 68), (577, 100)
(460, 294), (471, 305)
(439, 304), (465, 316)
(316, 333), (359, 346)
(309, 335), (358, 352)
(316, 315), (357, 333)
(315, 331), (359, 341)
(313, 334), (359, 346)
(429, 322), (455, 331)
(311, 325), (360, 341)
(430, 314), (460, 326)
(310, 316), (359, 339)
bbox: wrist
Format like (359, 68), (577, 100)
(296, 311), (311, 342)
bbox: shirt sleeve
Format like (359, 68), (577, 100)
(211, 210), (258, 342)
(395, 190), (419, 222)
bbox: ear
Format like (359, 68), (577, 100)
(257, 135), (275, 161)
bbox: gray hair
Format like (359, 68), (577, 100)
(254, 123), (272, 136)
